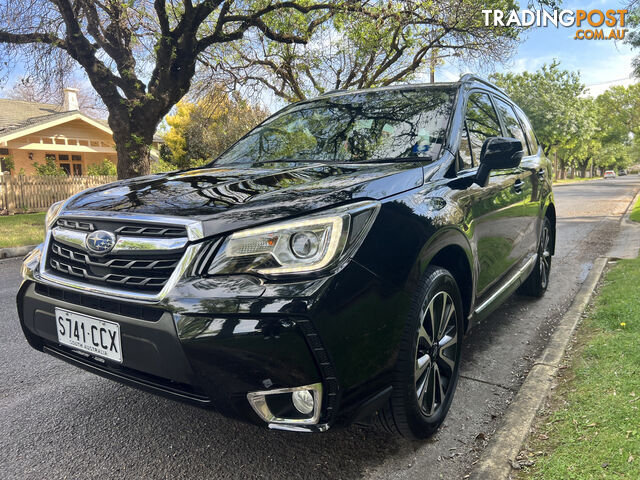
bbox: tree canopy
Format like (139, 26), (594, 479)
(492, 63), (640, 177)
(205, 0), (522, 102)
(0, 0), (344, 178)
(164, 85), (268, 169)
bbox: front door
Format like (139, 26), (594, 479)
(457, 91), (527, 297)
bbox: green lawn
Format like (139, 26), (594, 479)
(518, 257), (640, 478)
(630, 194), (640, 223)
(0, 212), (46, 248)
(553, 176), (601, 185)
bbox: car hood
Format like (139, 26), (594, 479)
(63, 162), (426, 237)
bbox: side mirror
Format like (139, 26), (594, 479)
(475, 137), (524, 187)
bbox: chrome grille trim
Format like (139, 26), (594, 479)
(39, 211), (204, 303)
(55, 210), (204, 241)
(51, 243), (179, 270)
(51, 227), (188, 253)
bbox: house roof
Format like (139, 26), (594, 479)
(0, 99), (65, 134)
(0, 98), (163, 143)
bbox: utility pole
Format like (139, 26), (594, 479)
(430, 49), (436, 83)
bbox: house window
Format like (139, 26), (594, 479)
(46, 153), (83, 176)
(58, 154), (71, 175)
(72, 154), (83, 176)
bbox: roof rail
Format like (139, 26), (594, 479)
(458, 74), (508, 95)
(318, 88), (349, 97)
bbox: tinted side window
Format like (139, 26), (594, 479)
(495, 98), (530, 155)
(459, 92), (502, 169)
(513, 105), (539, 153)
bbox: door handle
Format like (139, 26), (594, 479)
(513, 179), (524, 193)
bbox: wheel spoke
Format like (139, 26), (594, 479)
(434, 363), (446, 406)
(439, 330), (457, 349)
(417, 364), (430, 406)
(438, 349), (455, 372)
(438, 296), (454, 339)
(428, 366), (437, 415)
(428, 296), (437, 342)
(415, 353), (431, 380)
(418, 324), (431, 347)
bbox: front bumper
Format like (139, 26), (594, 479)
(18, 244), (407, 431)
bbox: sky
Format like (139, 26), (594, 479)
(0, 0), (637, 110)
(437, 0), (637, 97)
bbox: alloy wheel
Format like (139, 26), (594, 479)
(414, 291), (459, 417)
(539, 224), (551, 290)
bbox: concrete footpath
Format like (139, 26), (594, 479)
(0, 244), (36, 259)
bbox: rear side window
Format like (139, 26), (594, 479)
(494, 98), (530, 155)
(458, 92), (502, 169)
(513, 105), (539, 154)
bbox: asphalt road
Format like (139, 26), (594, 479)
(1, 176), (638, 480)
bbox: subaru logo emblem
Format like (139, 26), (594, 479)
(85, 230), (116, 254)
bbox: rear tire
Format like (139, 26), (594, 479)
(377, 266), (464, 439)
(519, 216), (552, 298)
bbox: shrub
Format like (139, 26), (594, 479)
(32, 157), (66, 176)
(87, 158), (117, 176)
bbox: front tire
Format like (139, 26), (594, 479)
(377, 266), (464, 439)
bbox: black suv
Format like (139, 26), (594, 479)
(18, 75), (555, 438)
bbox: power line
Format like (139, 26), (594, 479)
(585, 76), (635, 87)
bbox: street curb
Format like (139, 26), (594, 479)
(608, 188), (640, 260)
(469, 256), (608, 480)
(0, 244), (37, 259)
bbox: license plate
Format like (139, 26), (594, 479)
(55, 308), (122, 363)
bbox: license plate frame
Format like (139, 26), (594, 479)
(55, 307), (123, 363)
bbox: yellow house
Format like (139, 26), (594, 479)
(0, 88), (160, 176)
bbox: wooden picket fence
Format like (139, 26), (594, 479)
(0, 175), (117, 213)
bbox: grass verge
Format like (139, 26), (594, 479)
(553, 176), (601, 185)
(630, 194), (640, 223)
(518, 258), (640, 478)
(0, 212), (46, 248)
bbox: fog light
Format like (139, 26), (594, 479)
(292, 390), (314, 414)
(247, 382), (322, 426)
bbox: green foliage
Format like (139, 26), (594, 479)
(150, 157), (179, 174)
(520, 257), (640, 478)
(32, 157), (66, 176)
(1, 155), (14, 172)
(163, 85), (268, 169)
(210, 0), (525, 102)
(630, 194), (640, 223)
(492, 63), (640, 176)
(627, 7), (640, 77)
(87, 159), (117, 176)
(491, 61), (585, 156)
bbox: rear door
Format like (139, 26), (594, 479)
(456, 91), (526, 296)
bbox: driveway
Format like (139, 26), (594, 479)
(1, 176), (638, 480)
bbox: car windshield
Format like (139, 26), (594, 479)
(212, 87), (454, 165)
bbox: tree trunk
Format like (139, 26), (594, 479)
(111, 123), (155, 179)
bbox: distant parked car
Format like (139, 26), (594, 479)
(604, 170), (616, 179)
(618, 169), (627, 176)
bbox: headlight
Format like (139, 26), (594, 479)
(45, 200), (65, 232)
(208, 201), (380, 277)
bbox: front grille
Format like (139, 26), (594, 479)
(54, 218), (187, 238)
(45, 218), (189, 294)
